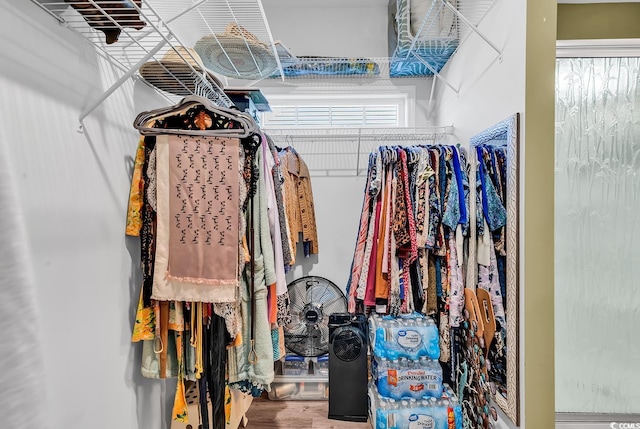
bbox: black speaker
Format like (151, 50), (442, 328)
(328, 313), (368, 422)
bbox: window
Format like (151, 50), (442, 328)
(262, 104), (400, 128)
(260, 93), (408, 128)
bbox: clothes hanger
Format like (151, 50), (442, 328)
(135, 95), (258, 137)
(136, 95), (256, 134)
(133, 95), (259, 138)
(379, 145), (393, 165)
(406, 146), (420, 164)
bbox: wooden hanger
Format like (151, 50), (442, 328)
(464, 288), (485, 341)
(133, 95), (259, 137)
(476, 288), (496, 357)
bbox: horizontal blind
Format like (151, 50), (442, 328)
(262, 104), (399, 128)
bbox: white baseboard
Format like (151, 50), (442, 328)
(557, 413), (640, 429)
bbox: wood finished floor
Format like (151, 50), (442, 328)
(243, 398), (371, 429)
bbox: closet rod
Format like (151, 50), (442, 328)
(264, 126), (454, 140)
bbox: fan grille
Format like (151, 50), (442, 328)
(332, 328), (364, 362)
(284, 276), (347, 357)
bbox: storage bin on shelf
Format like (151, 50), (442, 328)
(369, 312), (440, 360)
(313, 354), (329, 377)
(368, 383), (463, 429)
(270, 353), (329, 400)
(268, 374), (329, 401)
(282, 354), (310, 376)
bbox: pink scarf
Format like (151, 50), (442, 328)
(166, 135), (239, 286)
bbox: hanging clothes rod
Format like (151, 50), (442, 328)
(265, 127), (455, 177)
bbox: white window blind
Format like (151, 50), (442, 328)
(262, 104), (400, 128)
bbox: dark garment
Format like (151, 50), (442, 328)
(141, 136), (157, 307)
(425, 150), (441, 249)
(496, 254), (507, 306)
(64, 0), (146, 45)
(205, 314), (228, 429)
(410, 259), (424, 312)
(452, 146), (468, 227)
(435, 256), (443, 297)
(458, 148), (471, 236)
(198, 377), (210, 429)
(442, 148), (461, 231)
(477, 146), (507, 232)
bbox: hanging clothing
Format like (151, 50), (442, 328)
(477, 146), (507, 232)
(140, 137), (157, 308)
(126, 137), (146, 236)
(447, 235), (464, 328)
(228, 144), (275, 395)
(375, 166), (393, 302)
(151, 135), (239, 303)
(357, 154), (382, 301)
(264, 134), (293, 270)
(478, 233), (506, 325)
(347, 144), (471, 320)
(261, 136), (287, 297)
(166, 135), (240, 286)
(347, 152), (376, 312)
(364, 196), (383, 307)
(279, 147), (319, 259)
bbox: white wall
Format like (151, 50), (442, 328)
(283, 176), (368, 290)
(433, 0), (526, 428)
(263, 2), (388, 58)
(433, 1), (526, 145)
(0, 2), (172, 428)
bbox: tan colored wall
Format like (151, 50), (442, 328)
(525, 0), (556, 427)
(557, 3), (640, 40)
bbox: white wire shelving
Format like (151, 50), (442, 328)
(29, 0), (500, 126)
(29, 0), (283, 127)
(264, 126), (454, 177)
(267, 0), (500, 94)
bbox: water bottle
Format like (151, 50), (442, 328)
(407, 358), (415, 370)
(418, 356), (427, 368)
(388, 398), (398, 410)
(408, 398), (418, 413)
(399, 357), (408, 369)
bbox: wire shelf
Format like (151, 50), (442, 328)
(29, 0), (499, 122)
(29, 0), (284, 121)
(264, 126), (454, 177)
(262, 0), (497, 86)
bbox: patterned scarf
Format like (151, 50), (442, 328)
(167, 135), (240, 286)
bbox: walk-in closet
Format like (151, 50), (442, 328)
(1, 1), (565, 429)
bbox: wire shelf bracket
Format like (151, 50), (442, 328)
(29, 0), (256, 130)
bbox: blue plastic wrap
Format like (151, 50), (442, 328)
(369, 313), (440, 360)
(368, 383), (463, 429)
(372, 356), (443, 400)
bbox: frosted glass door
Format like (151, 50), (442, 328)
(555, 57), (640, 413)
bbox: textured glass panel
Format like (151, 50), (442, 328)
(555, 57), (640, 413)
